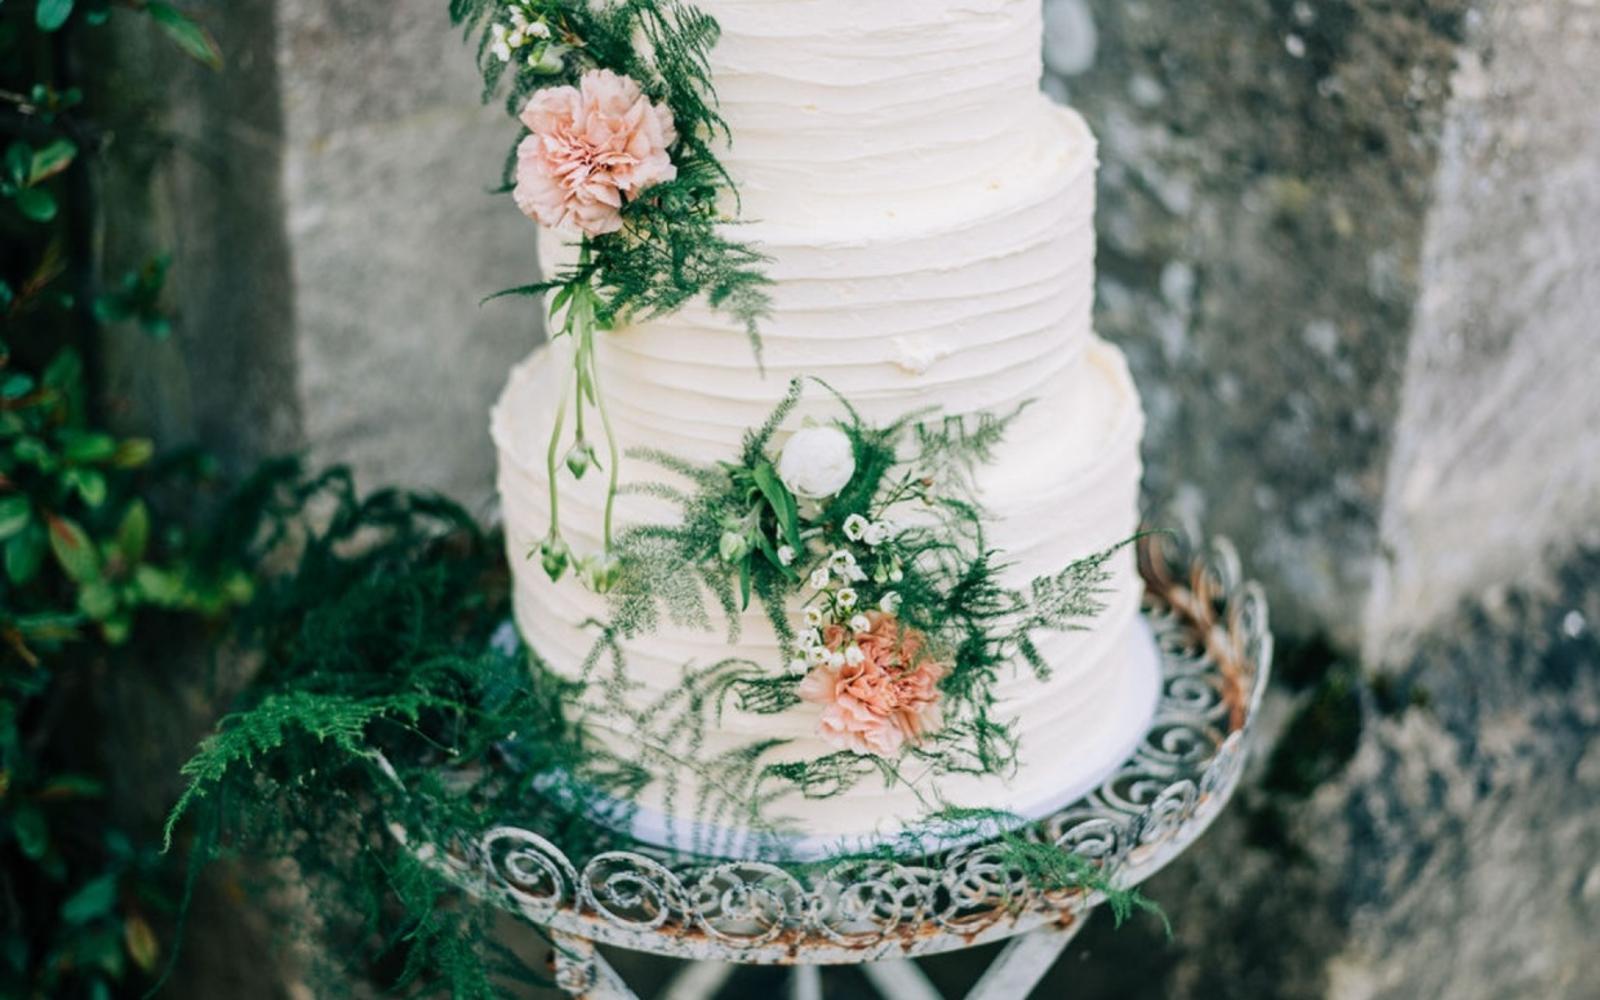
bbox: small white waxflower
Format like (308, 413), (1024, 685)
(807, 645), (828, 665)
(863, 521), (889, 547)
(777, 425), (855, 499)
(778, 544), (796, 566)
(843, 513), (870, 542)
(788, 658), (809, 673)
(489, 24), (513, 61)
(827, 650), (847, 669)
(845, 645), (866, 666)
(889, 565), (904, 583)
(879, 591), (901, 614)
(843, 563), (867, 582)
(809, 566), (830, 590)
(837, 587), (858, 610)
(829, 549), (856, 570)
(527, 19), (551, 38)
(798, 626), (822, 648)
(849, 614), (871, 633)
(803, 606), (824, 628)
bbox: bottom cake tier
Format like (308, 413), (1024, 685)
(492, 337), (1157, 856)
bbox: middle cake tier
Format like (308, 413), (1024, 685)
(536, 105), (1099, 447)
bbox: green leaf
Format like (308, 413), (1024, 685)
(750, 461), (801, 550)
(42, 347), (83, 389)
(147, 3), (223, 70)
(64, 467), (108, 508)
(28, 138), (77, 184)
(12, 610), (81, 640)
(124, 913), (159, 972)
(6, 522), (48, 585)
(78, 580), (118, 620)
(48, 514), (101, 582)
(12, 803), (49, 860)
(15, 186), (57, 223)
(36, 0), (74, 31)
(60, 431), (118, 463)
(116, 500), (150, 564)
(99, 612), (132, 645)
(1, 373), (36, 399)
(133, 564), (184, 605)
(111, 438), (155, 469)
(0, 496), (32, 542)
(61, 873), (118, 924)
(4, 142), (30, 183)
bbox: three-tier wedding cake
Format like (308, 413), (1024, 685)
(491, 0), (1157, 856)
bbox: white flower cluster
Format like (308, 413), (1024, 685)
(841, 512), (892, 548)
(489, 4), (555, 66)
(791, 546), (902, 672)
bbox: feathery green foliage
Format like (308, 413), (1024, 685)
(161, 462), (629, 994)
(594, 383), (1132, 816)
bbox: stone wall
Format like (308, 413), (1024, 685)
(96, 0), (539, 510)
(1042, 1), (1600, 997)
(1049, 0), (1470, 641)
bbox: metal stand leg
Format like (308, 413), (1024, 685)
(789, 964), (823, 1000)
(862, 958), (943, 1000)
(550, 929), (638, 999)
(963, 920), (1086, 1000)
(660, 960), (735, 1000)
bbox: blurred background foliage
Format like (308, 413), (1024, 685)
(2, 2), (238, 996)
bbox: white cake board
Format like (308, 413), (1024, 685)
(607, 615), (1164, 861)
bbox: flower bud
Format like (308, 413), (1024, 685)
(539, 535), (571, 581)
(584, 551), (623, 594)
(564, 440), (596, 479)
(719, 531), (750, 564)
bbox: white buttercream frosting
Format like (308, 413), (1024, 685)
(491, 0), (1153, 846)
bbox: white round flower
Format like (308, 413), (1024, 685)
(778, 544), (796, 566)
(843, 513), (870, 541)
(807, 645), (828, 665)
(879, 591), (901, 614)
(863, 521), (888, 547)
(829, 549), (855, 570)
(809, 566), (830, 590)
(844, 645), (866, 666)
(777, 426), (855, 499)
(836, 587), (858, 610)
(827, 650), (847, 669)
(803, 606), (824, 628)
(849, 614), (871, 633)
(798, 626), (822, 648)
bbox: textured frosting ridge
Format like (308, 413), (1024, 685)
(493, 0), (1153, 846)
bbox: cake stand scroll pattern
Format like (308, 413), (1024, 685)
(412, 528), (1272, 997)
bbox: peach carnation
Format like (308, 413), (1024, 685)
(797, 612), (947, 757)
(512, 69), (677, 236)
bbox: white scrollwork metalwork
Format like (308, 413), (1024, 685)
(399, 530), (1272, 964)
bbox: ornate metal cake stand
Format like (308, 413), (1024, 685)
(404, 530), (1272, 999)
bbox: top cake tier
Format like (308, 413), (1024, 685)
(694, 0), (1047, 221)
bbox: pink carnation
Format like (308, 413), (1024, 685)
(512, 69), (678, 236)
(797, 612), (947, 757)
